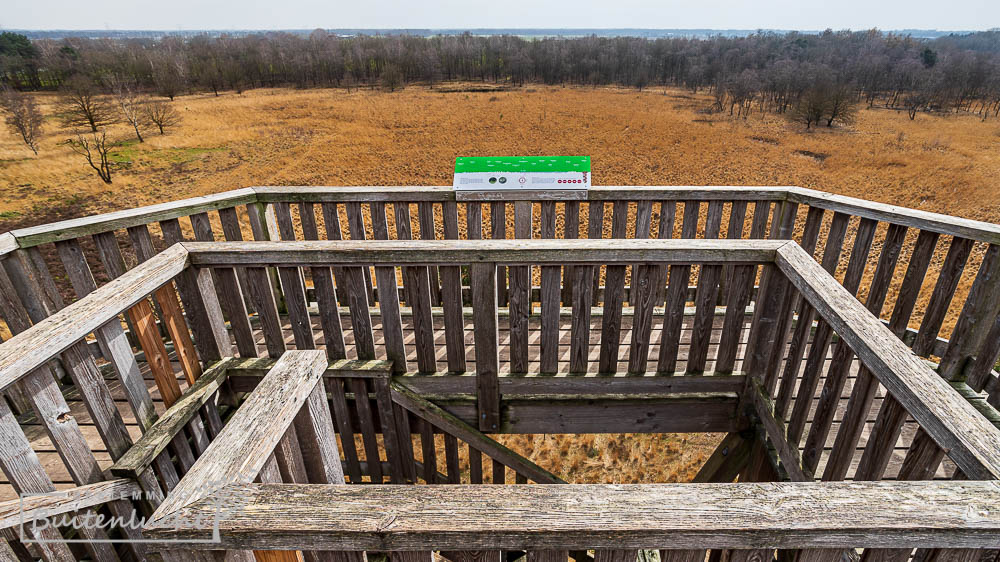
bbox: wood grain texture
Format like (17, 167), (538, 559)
(151, 350), (328, 518)
(470, 262), (500, 432)
(777, 241), (1000, 480)
(146, 480), (1000, 550)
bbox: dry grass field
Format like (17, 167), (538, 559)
(2, 84), (999, 483)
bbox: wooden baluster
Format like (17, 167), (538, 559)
(371, 203), (407, 372)
(471, 262), (500, 431)
(395, 203), (436, 373)
(687, 200), (724, 374)
(598, 200), (629, 374)
(491, 201), (508, 306)
(418, 201), (442, 305)
(301, 202), (347, 360)
(440, 200), (467, 373)
(657, 200), (700, 374)
(715, 200), (750, 374)
(540, 201), (560, 374)
(509, 200), (532, 374)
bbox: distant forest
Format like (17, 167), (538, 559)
(2, 29), (1000, 119)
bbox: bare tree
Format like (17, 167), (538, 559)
(144, 100), (181, 134)
(788, 86), (829, 129)
(106, 74), (149, 142)
(68, 131), (114, 184)
(0, 87), (43, 155)
(824, 82), (860, 127)
(58, 75), (117, 132)
(380, 63), (403, 92)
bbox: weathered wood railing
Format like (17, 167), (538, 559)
(1, 187), (1000, 560)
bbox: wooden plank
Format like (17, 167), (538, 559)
(776, 242), (1000, 480)
(938, 244), (1000, 379)
(509, 201), (533, 374)
(444, 431), (461, 483)
(714, 200), (751, 375)
(570, 265), (595, 374)
(0, 399), (85, 561)
(587, 201), (606, 305)
(798, 217), (878, 471)
(440, 200), (467, 373)
(151, 350), (328, 517)
(374, 377), (405, 484)
(111, 359), (236, 478)
(540, 202), (560, 374)
(336, 265), (376, 361)
(371, 203), (407, 373)
(294, 380), (346, 485)
(301, 202), (346, 361)
(391, 381), (565, 484)
(9, 187), (257, 247)
(598, 201), (630, 374)
(165, 214), (233, 362)
(418, 201), (442, 306)
(146, 480), (1000, 549)
(692, 432), (752, 483)
(345, 202), (375, 305)
(626, 264), (657, 374)
(657, 201), (701, 373)
(822, 223), (908, 481)
(490, 201), (507, 306)
(0, 243), (188, 393)
(54, 238), (157, 431)
(278, 265), (316, 349)
(328, 378), (363, 484)
(218, 205), (257, 314)
(750, 381), (811, 481)
(562, 200), (581, 305)
(470, 262), (500, 432)
(351, 378), (384, 483)
(467, 202), (483, 240)
(687, 202), (724, 374)
(395, 203), (436, 373)
(245, 266), (287, 358)
(184, 239), (784, 267)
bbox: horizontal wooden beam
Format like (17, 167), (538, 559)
(111, 358), (238, 479)
(776, 241), (1000, 480)
(8, 188), (257, 248)
(251, 186), (791, 203)
(224, 357), (394, 379)
(786, 187), (1000, 245)
(0, 478), (142, 531)
(145, 480), (1000, 550)
(0, 243), (190, 393)
(183, 239), (782, 267)
(150, 350), (328, 518)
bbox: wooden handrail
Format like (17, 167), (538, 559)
(143, 480), (1000, 550)
(0, 243), (190, 393)
(3, 185), (999, 256)
(775, 241), (1000, 480)
(182, 239), (784, 267)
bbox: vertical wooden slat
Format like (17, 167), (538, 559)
(374, 377), (405, 484)
(687, 200), (724, 374)
(247, 201), (286, 313)
(588, 201), (605, 305)
(540, 201), (560, 374)
(345, 202), (375, 305)
(469, 444), (483, 484)
(214, 208), (262, 357)
(652, 201), (677, 318)
(509, 201), (533, 374)
(418, 201), (442, 305)
(570, 263), (595, 374)
(798, 218), (879, 473)
(780, 212), (852, 435)
(630, 199), (654, 304)
(440, 201), (467, 373)
(350, 378), (384, 483)
(395, 203), (436, 373)
(715, 200), (750, 374)
(491, 201), (508, 306)
(562, 200), (581, 305)
(419, 418), (439, 484)
(471, 262), (500, 432)
(332, 207), (376, 360)
(55, 237), (156, 431)
(302, 202), (347, 361)
(371, 203), (407, 373)
(657, 200), (700, 374)
(627, 262), (657, 374)
(598, 201), (629, 374)
(246, 265), (287, 359)
(394, 405), (418, 483)
(328, 377), (363, 484)
(823, 223), (908, 481)
(759, 201), (800, 393)
(493, 458), (505, 484)
(467, 202), (483, 240)
(444, 431), (461, 483)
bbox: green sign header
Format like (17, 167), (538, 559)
(455, 156), (591, 174)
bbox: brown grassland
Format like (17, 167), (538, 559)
(2, 84), (1000, 483)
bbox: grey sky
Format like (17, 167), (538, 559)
(4, 0), (999, 31)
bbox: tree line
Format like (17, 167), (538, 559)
(2, 28), (999, 120)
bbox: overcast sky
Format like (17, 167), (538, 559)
(4, 0), (999, 31)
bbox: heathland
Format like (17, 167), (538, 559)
(1, 84), (999, 482)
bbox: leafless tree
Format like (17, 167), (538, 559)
(144, 100), (181, 134)
(788, 86), (829, 129)
(106, 74), (149, 142)
(67, 131), (114, 184)
(380, 63), (403, 92)
(824, 82), (860, 127)
(0, 87), (43, 155)
(58, 75), (117, 132)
